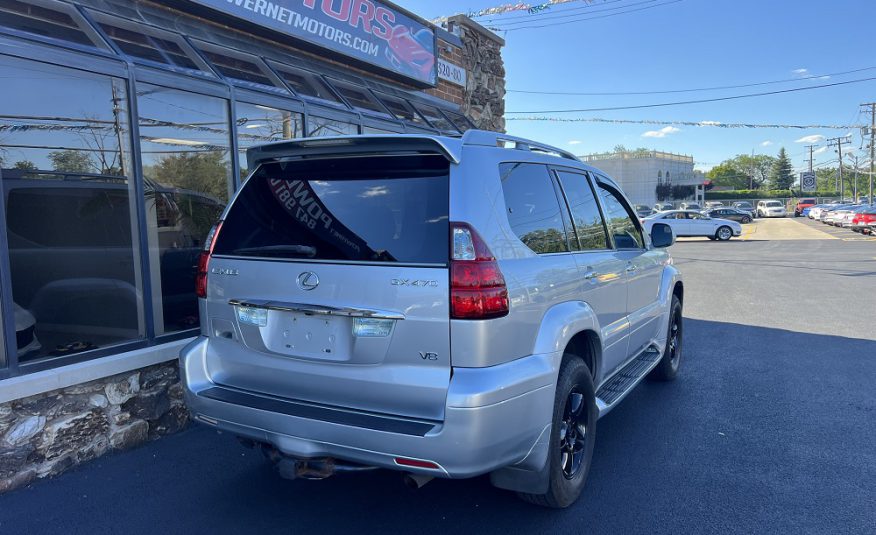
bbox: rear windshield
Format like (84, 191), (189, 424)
(213, 155), (449, 264)
(766, 201), (783, 207)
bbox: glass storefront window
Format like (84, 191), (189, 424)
(270, 63), (344, 106)
(236, 102), (303, 179)
(329, 80), (391, 118)
(90, 11), (206, 72)
(136, 84), (231, 335)
(194, 41), (284, 92)
(0, 55), (144, 363)
(412, 103), (458, 132)
(307, 116), (358, 138)
(0, 0), (104, 49)
(376, 94), (428, 126)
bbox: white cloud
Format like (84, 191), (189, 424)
(699, 120), (722, 126)
(817, 75), (831, 80)
(761, 141), (773, 147)
(642, 126), (681, 138)
(567, 140), (582, 145)
(792, 68), (809, 75)
(795, 134), (825, 143)
(814, 146), (828, 154)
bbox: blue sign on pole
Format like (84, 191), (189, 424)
(189, 0), (437, 86)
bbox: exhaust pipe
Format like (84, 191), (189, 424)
(261, 445), (378, 481)
(403, 473), (434, 489)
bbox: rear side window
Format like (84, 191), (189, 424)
(555, 171), (609, 250)
(213, 155), (449, 264)
(500, 163), (569, 254)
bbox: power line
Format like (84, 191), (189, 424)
(505, 117), (865, 129)
(491, 0), (683, 32)
(477, 0), (625, 23)
(487, 0), (655, 27)
(507, 66), (876, 96)
(505, 76), (876, 113)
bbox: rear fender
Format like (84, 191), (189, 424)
(490, 301), (600, 495)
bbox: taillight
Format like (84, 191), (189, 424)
(450, 223), (508, 319)
(196, 221), (223, 299)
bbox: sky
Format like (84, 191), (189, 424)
(394, 0), (876, 173)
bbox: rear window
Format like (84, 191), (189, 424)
(800, 199), (816, 204)
(213, 155), (449, 264)
(766, 201), (783, 207)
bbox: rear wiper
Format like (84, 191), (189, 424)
(231, 245), (317, 258)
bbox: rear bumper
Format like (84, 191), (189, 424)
(181, 337), (559, 478)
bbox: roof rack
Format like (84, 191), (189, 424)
(462, 130), (580, 162)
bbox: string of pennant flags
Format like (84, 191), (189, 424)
(506, 117), (865, 130)
(432, 0), (590, 24)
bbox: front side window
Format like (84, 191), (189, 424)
(556, 171), (609, 251)
(0, 56), (144, 363)
(236, 102), (303, 179)
(596, 183), (645, 249)
(500, 163), (569, 254)
(137, 84), (231, 335)
(214, 155), (449, 265)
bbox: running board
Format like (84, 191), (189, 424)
(595, 347), (662, 418)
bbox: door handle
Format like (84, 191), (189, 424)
(583, 271), (598, 281)
(625, 265), (638, 274)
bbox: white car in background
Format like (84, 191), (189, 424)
(757, 200), (787, 218)
(643, 210), (743, 241)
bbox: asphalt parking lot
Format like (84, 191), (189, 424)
(1, 218), (874, 535)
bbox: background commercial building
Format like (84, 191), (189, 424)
(583, 150), (705, 207)
(0, 0), (505, 492)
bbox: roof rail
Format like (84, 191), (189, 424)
(462, 130), (580, 162)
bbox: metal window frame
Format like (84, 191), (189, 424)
(83, 8), (216, 80)
(189, 38), (290, 98)
(325, 77), (395, 121)
(0, 0), (111, 53)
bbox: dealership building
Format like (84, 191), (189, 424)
(0, 0), (505, 492)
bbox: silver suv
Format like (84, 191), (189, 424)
(181, 131), (684, 508)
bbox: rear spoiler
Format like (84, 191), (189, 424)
(247, 135), (463, 169)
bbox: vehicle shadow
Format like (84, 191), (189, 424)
(2, 320), (874, 534)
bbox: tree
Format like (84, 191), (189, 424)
(148, 151), (229, 201)
(48, 150), (94, 173)
(769, 148), (794, 190)
(730, 154), (775, 188)
(13, 160), (38, 171)
(706, 161), (749, 189)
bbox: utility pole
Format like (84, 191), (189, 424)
(849, 154), (859, 201)
(863, 102), (876, 202)
(827, 135), (849, 200)
(804, 145), (816, 172)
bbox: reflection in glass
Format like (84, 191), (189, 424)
(0, 56), (144, 362)
(500, 163), (569, 254)
(236, 102), (302, 179)
(137, 84), (231, 334)
(557, 172), (609, 251)
(307, 116), (358, 137)
(597, 185), (644, 249)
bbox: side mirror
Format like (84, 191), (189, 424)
(651, 222), (675, 248)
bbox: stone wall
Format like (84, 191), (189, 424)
(425, 17), (506, 133)
(0, 361), (187, 493)
(452, 16), (506, 133)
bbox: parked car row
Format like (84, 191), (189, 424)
(807, 202), (876, 235)
(642, 210), (743, 241)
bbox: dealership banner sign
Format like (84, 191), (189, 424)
(190, 0), (437, 85)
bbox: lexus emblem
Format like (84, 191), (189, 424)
(297, 271), (319, 291)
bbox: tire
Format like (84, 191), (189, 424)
(715, 226), (733, 241)
(518, 357), (597, 509)
(649, 295), (683, 382)
(741, 216), (751, 224)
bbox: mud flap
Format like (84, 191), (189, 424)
(489, 423), (552, 494)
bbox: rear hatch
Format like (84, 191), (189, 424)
(205, 153), (451, 421)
